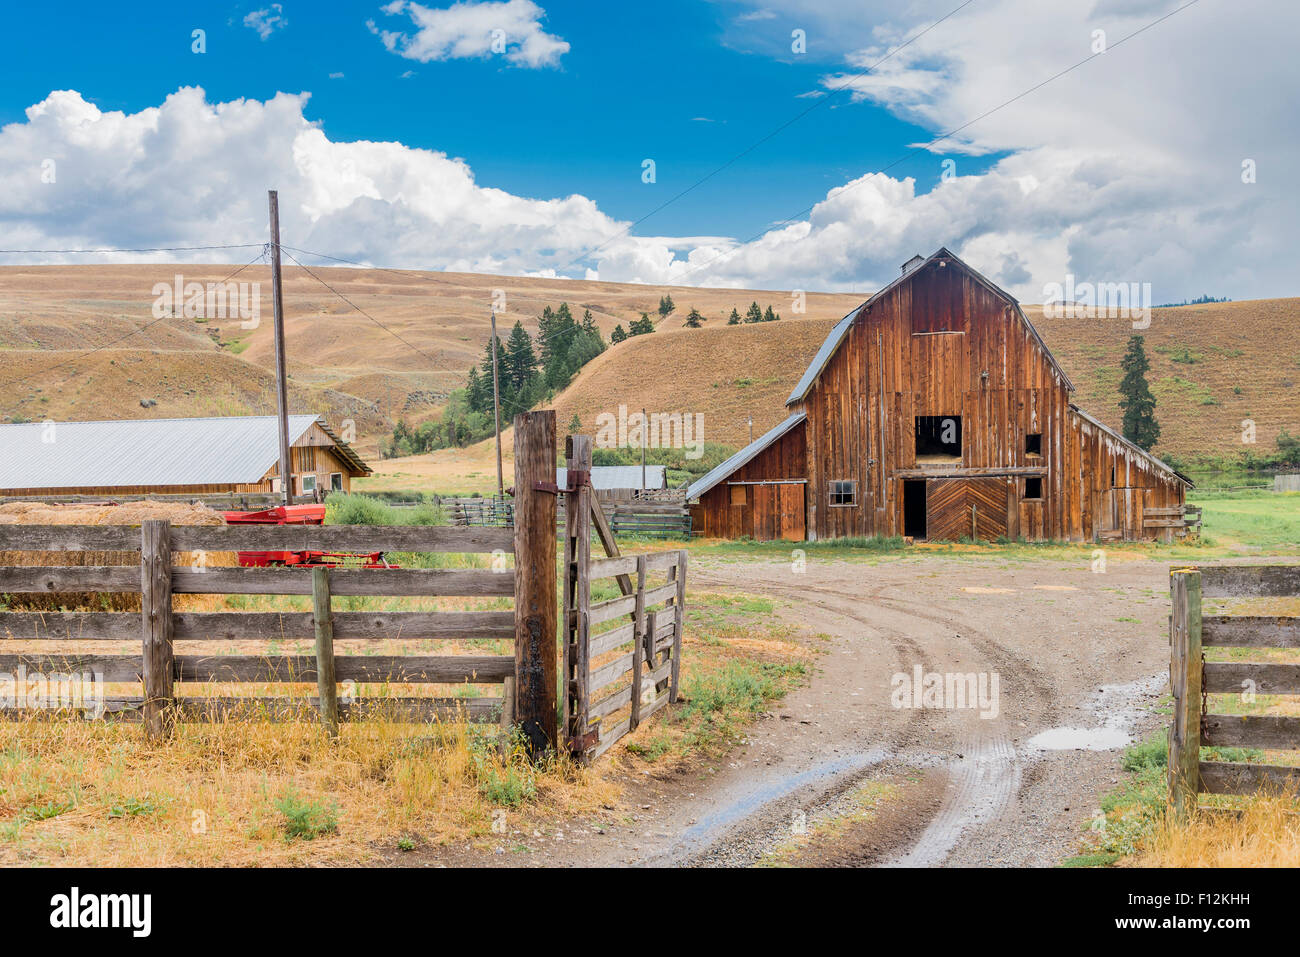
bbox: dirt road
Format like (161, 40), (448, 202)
(543, 552), (1171, 868)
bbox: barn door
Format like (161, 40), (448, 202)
(776, 483), (806, 541)
(926, 479), (1010, 542)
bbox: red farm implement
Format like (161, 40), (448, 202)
(222, 504), (396, 568)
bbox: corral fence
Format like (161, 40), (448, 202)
(443, 493), (691, 540)
(1169, 564), (1300, 815)
(561, 435), (685, 762)
(1144, 504), (1202, 542)
(0, 412), (565, 757)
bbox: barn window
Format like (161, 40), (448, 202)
(300, 474), (317, 495)
(829, 480), (857, 507)
(730, 484), (747, 506)
(330, 472), (343, 491)
(916, 416), (961, 463)
(1025, 433), (1042, 456)
(1024, 477), (1043, 500)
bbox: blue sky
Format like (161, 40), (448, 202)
(0, 1), (1294, 301)
(0, 1), (990, 241)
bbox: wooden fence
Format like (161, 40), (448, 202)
(608, 502), (692, 539)
(0, 411), (562, 755)
(562, 436), (686, 761)
(1169, 564), (1300, 815)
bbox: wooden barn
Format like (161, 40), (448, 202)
(687, 248), (1192, 543)
(0, 414), (371, 500)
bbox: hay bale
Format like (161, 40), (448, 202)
(0, 500), (236, 612)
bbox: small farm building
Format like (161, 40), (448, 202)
(0, 415), (371, 499)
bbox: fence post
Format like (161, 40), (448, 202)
(629, 556), (647, 730)
(670, 549), (686, 703)
(563, 433), (593, 755)
(312, 566), (339, 739)
(1169, 567), (1203, 819)
(140, 519), (174, 741)
(513, 410), (559, 758)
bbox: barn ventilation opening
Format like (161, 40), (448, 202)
(1025, 477), (1043, 500)
(1025, 433), (1042, 456)
(903, 480), (927, 539)
(915, 416), (961, 465)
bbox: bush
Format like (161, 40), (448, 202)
(274, 792), (339, 842)
(325, 493), (445, 527)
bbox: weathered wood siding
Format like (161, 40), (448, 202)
(691, 421), (806, 540)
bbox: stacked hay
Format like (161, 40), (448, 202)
(0, 501), (237, 612)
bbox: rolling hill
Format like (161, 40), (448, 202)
(1, 264), (1295, 483)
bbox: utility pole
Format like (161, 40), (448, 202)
(748, 416), (753, 445)
(268, 190), (293, 507)
(490, 309), (504, 502)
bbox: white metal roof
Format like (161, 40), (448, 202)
(0, 415), (327, 491)
(685, 412), (806, 501)
(558, 465), (667, 490)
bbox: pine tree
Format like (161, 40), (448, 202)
(727, 307), (741, 325)
(610, 324), (628, 344)
(568, 413), (582, 433)
(629, 313), (656, 335)
(1118, 334), (1160, 451)
(684, 307), (704, 328)
(763, 305), (779, 322)
(466, 366), (485, 414)
(658, 294), (675, 317)
(744, 301), (763, 323)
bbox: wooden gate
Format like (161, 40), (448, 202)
(926, 478), (1009, 541)
(563, 435), (686, 761)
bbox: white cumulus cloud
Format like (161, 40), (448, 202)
(243, 4), (287, 40)
(370, 0), (569, 69)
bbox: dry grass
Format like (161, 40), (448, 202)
(0, 714), (616, 866)
(1134, 796), (1300, 866)
(0, 500), (235, 612)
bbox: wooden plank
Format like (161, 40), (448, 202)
(169, 524), (514, 554)
(589, 652), (634, 694)
(1200, 565), (1300, 598)
(1168, 568), (1201, 819)
(170, 567), (513, 596)
(0, 653), (142, 683)
(1204, 662), (1300, 695)
(630, 566), (645, 731)
(1199, 761), (1300, 795)
(671, 549), (686, 703)
(587, 621), (636, 658)
(312, 567), (339, 738)
(512, 410), (559, 756)
(1202, 714), (1300, 749)
(642, 582), (678, 608)
(643, 552), (681, 572)
(0, 524), (141, 551)
(589, 555), (638, 580)
(587, 594), (637, 626)
(0, 567), (141, 593)
(0, 612), (139, 641)
(172, 610), (516, 641)
(588, 685), (632, 721)
(563, 432), (593, 754)
(590, 500), (634, 597)
(1202, 616), (1300, 648)
(141, 520), (174, 740)
(592, 717), (631, 759)
(174, 655), (514, 683)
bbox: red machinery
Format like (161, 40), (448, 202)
(222, 504), (395, 568)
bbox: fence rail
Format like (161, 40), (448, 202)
(1169, 564), (1300, 815)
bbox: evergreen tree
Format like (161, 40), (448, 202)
(568, 413), (582, 433)
(684, 307), (704, 328)
(466, 366), (485, 414)
(629, 313), (656, 335)
(610, 324), (628, 344)
(1118, 334), (1161, 451)
(763, 305), (780, 322)
(744, 301), (763, 323)
(504, 320), (538, 393)
(658, 294), (675, 317)
(727, 307), (741, 325)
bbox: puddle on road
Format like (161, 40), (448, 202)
(1027, 726), (1132, 751)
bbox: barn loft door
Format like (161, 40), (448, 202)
(926, 478), (1010, 542)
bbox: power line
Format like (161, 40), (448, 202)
(0, 251), (269, 393)
(0, 243), (264, 255)
(660, 0), (1206, 288)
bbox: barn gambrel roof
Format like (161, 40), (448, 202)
(786, 247), (1074, 406)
